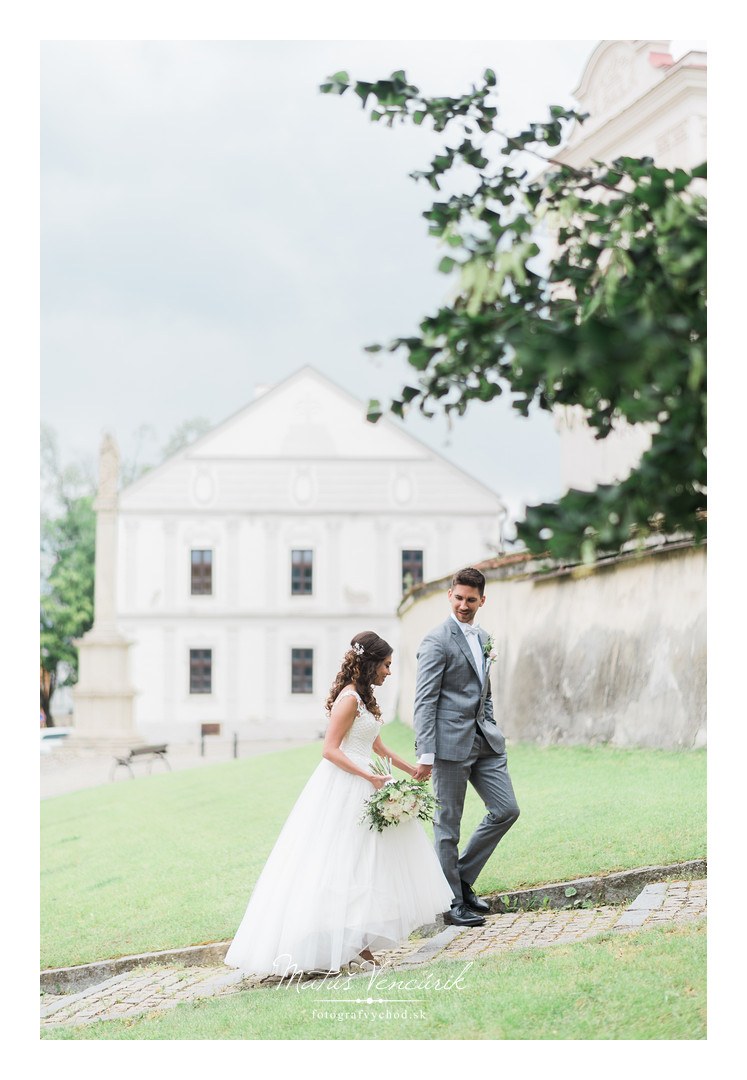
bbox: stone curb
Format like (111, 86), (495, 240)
(41, 859), (705, 995)
(487, 859), (706, 915)
(41, 941), (231, 995)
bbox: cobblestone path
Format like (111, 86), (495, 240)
(40, 878), (706, 1030)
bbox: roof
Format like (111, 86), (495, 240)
(118, 365), (507, 514)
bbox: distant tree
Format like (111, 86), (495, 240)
(119, 423), (158, 487)
(118, 418), (211, 486)
(40, 426), (96, 723)
(40, 423), (95, 520)
(160, 417), (211, 460)
(322, 69), (706, 561)
(40, 494), (95, 724)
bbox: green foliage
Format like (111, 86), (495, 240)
(322, 70), (707, 560)
(40, 494), (96, 717)
(40, 425), (98, 721)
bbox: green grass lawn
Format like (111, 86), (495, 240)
(41, 723), (705, 969)
(42, 920), (706, 1040)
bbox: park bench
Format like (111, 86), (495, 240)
(110, 743), (171, 780)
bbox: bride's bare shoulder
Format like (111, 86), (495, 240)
(331, 685), (361, 712)
(339, 683), (359, 697)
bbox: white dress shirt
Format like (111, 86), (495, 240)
(417, 616), (483, 766)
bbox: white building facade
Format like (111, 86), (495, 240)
(553, 39), (707, 493)
(116, 368), (505, 742)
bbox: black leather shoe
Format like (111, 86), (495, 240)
(461, 879), (490, 914)
(447, 903), (486, 927)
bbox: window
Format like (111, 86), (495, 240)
(189, 649), (212, 694)
(291, 648), (314, 694)
(291, 549), (313, 595)
(402, 549), (424, 593)
(191, 549), (213, 595)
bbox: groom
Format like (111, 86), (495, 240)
(412, 567), (520, 926)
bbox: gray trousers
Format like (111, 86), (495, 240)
(432, 728), (520, 905)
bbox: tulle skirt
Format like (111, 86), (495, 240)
(224, 758), (454, 976)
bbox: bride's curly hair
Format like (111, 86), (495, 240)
(325, 630), (393, 720)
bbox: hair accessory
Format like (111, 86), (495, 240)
(352, 642), (365, 656)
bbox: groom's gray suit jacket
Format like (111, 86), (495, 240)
(414, 617), (506, 761)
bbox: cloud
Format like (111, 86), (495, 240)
(41, 39), (593, 507)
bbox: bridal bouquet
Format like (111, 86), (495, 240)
(359, 755), (439, 833)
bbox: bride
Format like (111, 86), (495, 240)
(224, 630), (454, 976)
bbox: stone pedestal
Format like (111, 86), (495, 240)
(72, 629), (138, 746)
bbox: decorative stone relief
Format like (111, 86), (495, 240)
(656, 120), (689, 165)
(392, 471), (414, 505)
(589, 45), (635, 119)
(291, 466), (317, 506)
(192, 467), (216, 506)
(100, 434), (119, 495)
(281, 393), (336, 454)
(96, 433), (120, 509)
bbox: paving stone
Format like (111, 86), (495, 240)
(628, 882), (668, 909)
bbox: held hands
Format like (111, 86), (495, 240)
(369, 773), (393, 790)
(412, 764), (433, 782)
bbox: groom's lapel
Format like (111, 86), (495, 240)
(449, 621), (482, 681)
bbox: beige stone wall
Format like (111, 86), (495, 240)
(396, 544), (706, 750)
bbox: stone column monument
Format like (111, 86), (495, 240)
(72, 434), (139, 746)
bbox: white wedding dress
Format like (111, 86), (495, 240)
(224, 690), (454, 976)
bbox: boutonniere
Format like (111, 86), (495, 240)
(483, 635), (498, 662)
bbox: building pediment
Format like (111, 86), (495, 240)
(119, 366), (503, 513)
(556, 39), (706, 168)
(575, 40), (672, 122)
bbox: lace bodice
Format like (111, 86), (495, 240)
(337, 690), (382, 768)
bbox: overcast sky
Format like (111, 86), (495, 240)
(18, 15), (732, 1062)
(41, 38), (698, 520)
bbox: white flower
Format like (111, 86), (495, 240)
(359, 774), (439, 832)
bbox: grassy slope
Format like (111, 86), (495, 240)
(41, 723), (706, 969)
(42, 920), (706, 1040)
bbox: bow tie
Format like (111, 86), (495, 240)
(463, 626), (479, 636)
